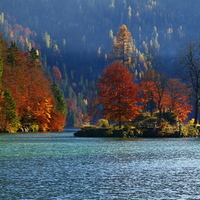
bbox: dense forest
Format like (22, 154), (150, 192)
(0, 36), (67, 132)
(0, 0), (200, 126)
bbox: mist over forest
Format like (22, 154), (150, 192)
(0, 0), (200, 126)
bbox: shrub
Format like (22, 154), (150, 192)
(162, 112), (178, 125)
(96, 119), (109, 127)
(181, 125), (199, 137)
(123, 124), (130, 132)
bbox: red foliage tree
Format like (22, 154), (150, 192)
(52, 66), (62, 81)
(24, 27), (31, 36)
(140, 69), (168, 121)
(140, 70), (192, 122)
(98, 62), (141, 127)
(166, 78), (192, 121)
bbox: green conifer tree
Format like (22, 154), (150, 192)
(7, 42), (18, 65)
(2, 88), (19, 132)
(51, 82), (67, 115)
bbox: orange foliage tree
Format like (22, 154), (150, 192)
(98, 62), (141, 127)
(109, 24), (134, 67)
(140, 69), (168, 119)
(166, 78), (192, 122)
(1, 41), (66, 131)
(140, 69), (192, 122)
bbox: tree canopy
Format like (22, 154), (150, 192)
(98, 62), (141, 127)
(0, 36), (67, 132)
(109, 24), (134, 67)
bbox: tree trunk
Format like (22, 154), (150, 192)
(119, 120), (122, 129)
(194, 98), (199, 125)
(158, 108), (162, 126)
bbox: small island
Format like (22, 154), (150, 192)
(74, 116), (200, 138)
(74, 25), (200, 138)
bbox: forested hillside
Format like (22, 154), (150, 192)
(0, 0), (200, 126)
(0, 36), (67, 132)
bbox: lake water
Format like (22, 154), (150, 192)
(1, 130), (200, 200)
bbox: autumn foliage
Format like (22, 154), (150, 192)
(0, 37), (66, 132)
(97, 63), (192, 126)
(98, 62), (141, 127)
(166, 78), (192, 121)
(52, 66), (62, 81)
(140, 69), (192, 122)
(109, 24), (134, 66)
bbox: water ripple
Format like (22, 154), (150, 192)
(1, 132), (200, 199)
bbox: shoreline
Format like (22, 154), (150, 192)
(74, 126), (200, 138)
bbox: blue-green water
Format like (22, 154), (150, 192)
(1, 130), (200, 200)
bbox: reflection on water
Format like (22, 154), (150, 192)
(1, 131), (200, 199)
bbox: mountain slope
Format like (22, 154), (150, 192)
(0, 0), (200, 126)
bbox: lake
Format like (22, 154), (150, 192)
(1, 129), (200, 200)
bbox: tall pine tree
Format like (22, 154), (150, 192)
(109, 24), (134, 67)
